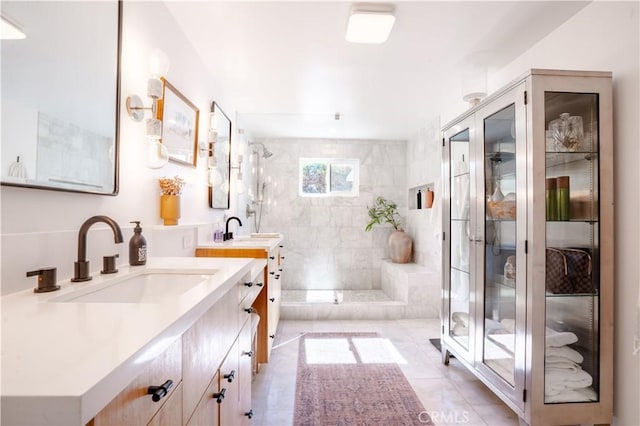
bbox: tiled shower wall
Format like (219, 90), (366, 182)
(254, 138), (406, 292)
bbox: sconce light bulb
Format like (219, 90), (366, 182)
(145, 118), (162, 140)
(148, 48), (170, 78)
(147, 141), (169, 169)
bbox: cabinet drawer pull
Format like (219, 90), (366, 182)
(275, 275), (280, 279)
(223, 369), (236, 382)
(269, 272), (275, 275)
(242, 350), (253, 357)
(245, 409), (254, 419)
(279, 245), (283, 248)
(244, 282), (253, 287)
(147, 379), (173, 402)
(281, 256), (285, 260)
(269, 297), (275, 302)
(269, 256), (275, 260)
(269, 334), (275, 339)
(278, 268), (283, 272)
(213, 388), (226, 403)
(255, 282), (264, 287)
(244, 307), (254, 314)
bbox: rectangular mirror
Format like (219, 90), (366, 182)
(208, 102), (231, 209)
(157, 78), (199, 167)
(1, 1), (121, 195)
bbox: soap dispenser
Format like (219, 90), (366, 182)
(129, 221), (147, 266)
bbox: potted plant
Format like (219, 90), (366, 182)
(365, 196), (412, 263)
(159, 175), (185, 225)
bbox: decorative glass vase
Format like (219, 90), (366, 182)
(160, 194), (180, 226)
(388, 230), (412, 264)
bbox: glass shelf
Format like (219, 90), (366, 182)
(546, 152), (598, 168)
(546, 292), (599, 298)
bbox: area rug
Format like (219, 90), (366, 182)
(293, 332), (433, 425)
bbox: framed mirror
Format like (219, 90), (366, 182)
(157, 78), (199, 167)
(208, 102), (231, 209)
(1, 1), (121, 195)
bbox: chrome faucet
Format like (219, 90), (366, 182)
(71, 215), (124, 282)
(224, 216), (242, 241)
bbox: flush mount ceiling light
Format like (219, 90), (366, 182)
(345, 3), (395, 44)
(1, 15), (26, 40)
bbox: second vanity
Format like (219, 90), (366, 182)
(1, 256), (267, 425)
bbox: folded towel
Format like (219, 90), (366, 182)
(545, 368), (593, 395)
(452, 323), (468, 336)
(452, 311), (468, 327)
(546, 346), (584, 364)
(545, 387), (598, 403)
(546, 328), (578, 347)
(544, 357), (581, 372)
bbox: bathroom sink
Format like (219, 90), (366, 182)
(50, 271), (215, 304)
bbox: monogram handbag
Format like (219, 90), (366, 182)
(545, 247), (593, 294)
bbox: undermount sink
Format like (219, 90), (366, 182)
(50, 271), (215, 304)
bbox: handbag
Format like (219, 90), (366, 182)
(545, 247), (593, 294)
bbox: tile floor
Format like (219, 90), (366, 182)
(251, 319), (520, 426)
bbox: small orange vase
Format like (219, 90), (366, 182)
(160, 194), (180, 226)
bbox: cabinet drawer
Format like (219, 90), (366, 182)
(186, 372), (219, 426)
(92, 337), (183, 426)
(147, 382), (182, 426)
(183, 286), (238, 421)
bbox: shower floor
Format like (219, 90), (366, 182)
(280, 289), (416, 320)
(282, 289), (393, 304)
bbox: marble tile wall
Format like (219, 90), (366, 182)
(253, 138), (406, 292)
(405, 117), (442, 275)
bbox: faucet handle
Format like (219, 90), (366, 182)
(27, 267), (60, 293)
(101, 254), (119, 275)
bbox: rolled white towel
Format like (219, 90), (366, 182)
(546, 346), (584, 364)
(452, 311), (468, 327)
(545, 387), (598, 403)
(545, 368), (593, 396)
(546, 328), (578, 347)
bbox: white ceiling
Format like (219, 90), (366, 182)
(165, 1), (589, 140)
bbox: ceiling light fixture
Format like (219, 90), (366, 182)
(1, 15), (26, 40)
(345, 4), (395, 44)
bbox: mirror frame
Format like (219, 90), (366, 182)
(0, 0), (122, 196)
(157, 78), (199, 168)
(208, 102), (232, 209)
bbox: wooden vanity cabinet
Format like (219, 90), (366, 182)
(196, 243), (284, 365)
(90, 337), (183, 426)
(91, 265), (264, 426)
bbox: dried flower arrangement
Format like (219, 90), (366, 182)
(159, 176), (185, 196)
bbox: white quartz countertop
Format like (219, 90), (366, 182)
(1, 256), (258, 426)
(197, 234), (283, 251)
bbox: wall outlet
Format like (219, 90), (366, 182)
(182, 235), (193, 249)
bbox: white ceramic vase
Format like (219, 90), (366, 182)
(388, 230), (412, 264)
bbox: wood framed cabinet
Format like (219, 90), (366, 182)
(441, 69), (613, 426)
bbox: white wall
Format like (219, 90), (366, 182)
(0, 2), (244, 295)
(474, 2), (639, 424)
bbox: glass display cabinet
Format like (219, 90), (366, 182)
(441, 69), (613, 425)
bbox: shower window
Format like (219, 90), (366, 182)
(299, 158), (359, 197)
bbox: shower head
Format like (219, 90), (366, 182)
(249, 141), (274, 159)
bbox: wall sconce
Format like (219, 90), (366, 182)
(125, 49), (169, 137)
